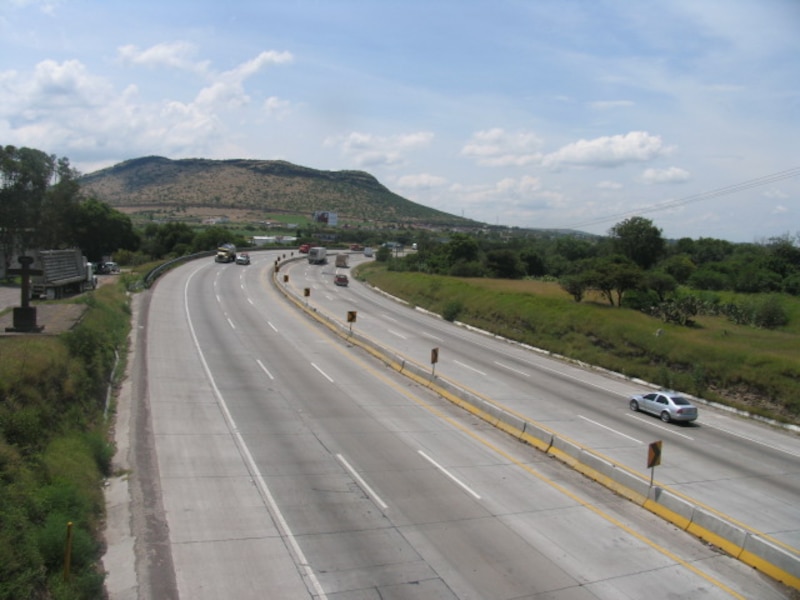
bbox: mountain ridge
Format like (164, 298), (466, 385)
(79, 156), (477, 227)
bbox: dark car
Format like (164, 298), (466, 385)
(630, 390), (698, 423)
(334, 274), (349, 286)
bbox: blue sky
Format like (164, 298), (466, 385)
(1, 0), (798, 242)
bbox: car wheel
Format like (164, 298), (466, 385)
(660, 411), (671, 423)
(629, 399), (639, 412)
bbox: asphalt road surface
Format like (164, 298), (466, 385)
(105, 250), (797, 599)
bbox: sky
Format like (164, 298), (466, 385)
(1, 0), (798, 243)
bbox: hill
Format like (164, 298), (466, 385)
(79, 156), (476, 228)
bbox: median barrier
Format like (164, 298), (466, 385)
(644, 488), (695, 529)
(741, 534), (800, 587)
(518, 422), (553, 452)
(548, 435), (582, 467)
(576, 449), (616, 482)
(687, 505), (749, 558)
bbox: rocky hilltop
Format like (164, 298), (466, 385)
(79, 156), (474, 227)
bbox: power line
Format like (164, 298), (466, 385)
(567, 166), (800, 230)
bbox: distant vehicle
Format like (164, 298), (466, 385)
(236, 253), (251, 265)
(215, 243), (237, 263)
(629, 390), (698, 423)
(335, 254), (349, 268)
(298, 244), (311, 253)
(363, 247), (374, 258)
(100, 261), (120, 274)
(334, 274), (349, 286)
(349, 244), (363, 251)
(308, 246), (327, 265)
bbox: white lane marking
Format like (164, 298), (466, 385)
(702, 423), (800, 459)
(227, 317), (236, 329)
(388, 329), (407, 340)
(312, 362), (334, 383)
(256, 359), (274, 380)
(248, 297), (255, 306)
(454, 360), (486, 376)
(267, 321), (278, 332)
(381, 314), (399, 323)
(418, 451), (482, 500)
(578, 415), (642, 444)
(494, 361), (530, 377)
(421, 331), (443, 342)
(216, 294), (222, 303)
(625, 414), (695, 440)
(184, 268), (328, 599)
(337, 454), (388, 510)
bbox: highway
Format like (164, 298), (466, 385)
(130, 248), (797, 599)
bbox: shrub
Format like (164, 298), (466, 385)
(442, 300), (464, 322)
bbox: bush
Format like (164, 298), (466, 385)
(442, 300), (464, 322)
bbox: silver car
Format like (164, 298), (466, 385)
(629, 390), (698, 423)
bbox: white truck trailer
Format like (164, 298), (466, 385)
(28, 249), (96, 299)
(308, 247), (327, 265)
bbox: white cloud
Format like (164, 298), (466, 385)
(118, 41), (210, 74)
(461, 128), (543, 167)
(264, 96), (291, 119)
(542, 131), (668, 169)
(326, 131), (434, 167)
(641, 166), (690, 184)
(597, 180), (623, 190)
(395, 173), (448, 189)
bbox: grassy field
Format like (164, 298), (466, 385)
(358, 264), (800, 425)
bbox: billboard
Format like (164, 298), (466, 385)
(312, 211), (337, 226)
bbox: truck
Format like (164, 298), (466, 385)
(335, 253), (349, 268)
(308, 246), (327, 265)
(27, 249), (96, 300)
(215, 243), (237, 263)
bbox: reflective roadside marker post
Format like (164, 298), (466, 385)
(347, 310), (357, 334)
(304, 287), (310, 306)
(647, 440), (662, 487)
(283, 274), (289, 283)
(431, 347), (439, 377)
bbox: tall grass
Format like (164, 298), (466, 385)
(359, 265), (800, 423)
(0, 283), (131, 600)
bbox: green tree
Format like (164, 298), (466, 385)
(71, 199), (139, 262)
(584, 256), (643, 306)
(485, 249), (525, 279)
(0, 145), (57, 259)
(643, 270), (678, 302)
(609, 216), (665, 270)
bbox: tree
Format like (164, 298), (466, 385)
(0, 145), (57, 260)
(584, 256), (643, 306)
(444, 233), (480, 266)
(71, 199), (139, 262)
(559, 274), (587, 302)
(643, 270), (678, 302)
(609, 216), (665, 270)
(485, 249), (525, 279)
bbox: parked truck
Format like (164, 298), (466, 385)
(335, 253), (349, 268)
(28, 249), (96, 299)
(215, 243), (237, 263)
(308, 246), (327, 265)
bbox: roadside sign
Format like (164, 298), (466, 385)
(647, 440), (662, 468)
